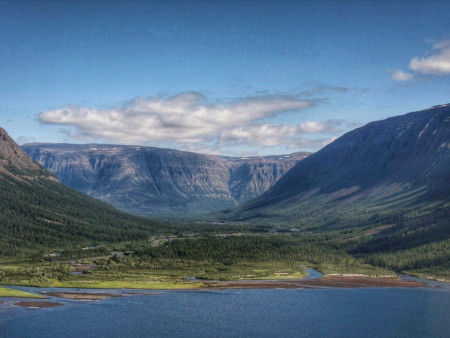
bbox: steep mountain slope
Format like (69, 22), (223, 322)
(1, 127), (41, 171)
(22, 144), (309, 215)
(0, 127), (161, 256)
(226, 104), (450, 228)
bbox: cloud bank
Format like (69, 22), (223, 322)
(392, 39), (450, 81)
(39, 93), (340, 154)
(409, 40), (450, 75)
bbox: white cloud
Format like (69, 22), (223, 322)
(391, 70), (415, 81)
(39, 92), (340, 154)
(218, 121), (341, 147)
(409, 39), (450, 75)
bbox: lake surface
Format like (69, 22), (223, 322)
(1, 283), (449, 338)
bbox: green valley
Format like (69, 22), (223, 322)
(1, 105), (449, 290)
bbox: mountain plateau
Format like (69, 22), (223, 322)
(22, 144), (309, 215)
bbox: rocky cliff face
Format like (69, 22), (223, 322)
(22, 143), (309, 215)
(0, 127), (41, 171)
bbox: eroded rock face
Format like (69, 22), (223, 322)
(22, 143), (310, 215)
(0, 127), (41, 171)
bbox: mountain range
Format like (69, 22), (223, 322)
(1, 104), (449, 278)
(22, 144), (309, 215)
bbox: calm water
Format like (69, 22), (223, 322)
(1, 284), (449, 338)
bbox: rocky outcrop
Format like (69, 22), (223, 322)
(22, 143), (309, 215)
(0, 127), (41, 171)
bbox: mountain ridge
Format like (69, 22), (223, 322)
(22, 143), (310, 215)
(1, 127), (41, 171)
(225, 105), (450, 226)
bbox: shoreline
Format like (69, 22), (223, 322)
(0, 275), (436, 309)
(1, 275), (428, 297)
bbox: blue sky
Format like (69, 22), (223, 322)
(1, 0), (449, 156)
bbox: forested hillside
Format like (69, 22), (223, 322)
(0, 127), (163, 257)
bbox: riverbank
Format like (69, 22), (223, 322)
(1, 275), (427, 300)
(0, 286), (44, 298)
(201, 276), (427, 289)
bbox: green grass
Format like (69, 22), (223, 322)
(0, 286), (44, 298)
(54, 280), (205, 290)
(316, 262), (396, 277)
(403, 268), (450, 282)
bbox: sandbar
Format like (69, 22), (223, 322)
(40, 291), (122, 300)
(14, 301), (64, 308)
(201, 276), (426, 289)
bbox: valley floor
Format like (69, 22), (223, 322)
(1, 229), (448, 290)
